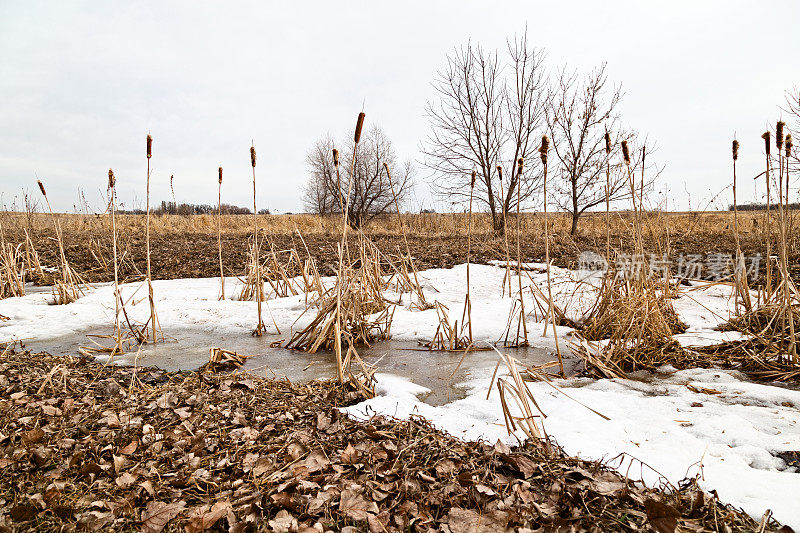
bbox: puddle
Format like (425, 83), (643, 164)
(22, 328), (574, 406)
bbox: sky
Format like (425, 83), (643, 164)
(0, 1), (798, 214)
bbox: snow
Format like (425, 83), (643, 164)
(345, 368), (800, 528)
(1, 263), (797, 527)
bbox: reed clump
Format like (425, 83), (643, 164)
(572, 139), (690, 378)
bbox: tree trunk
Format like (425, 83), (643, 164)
(570, 211), (579, 236)
(569, 175), (579, 236)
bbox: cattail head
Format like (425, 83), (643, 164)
(332, 148), (339, 167)
(732, 139), (739, 161)
(762, 131), (770, 156)
(146, 134), (152, 159)
(786, 134), (793, 158)
(218, 167), (223, 184)
(604, 130), (611, 154)
(354, 112), (365, 143)
(517, 157), (524, 176)
(621, 140), (630, 165)
(496, 165), (503, 181)
(470, 170), (476, 188)
(108, 169), (115, 189)
(250, 145), (257, 168)
(539, 135), (549, 164)
(37, 180), (46, 196)
(776, 121), (785, 150)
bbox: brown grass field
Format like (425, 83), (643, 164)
(1, 210), (797, 284)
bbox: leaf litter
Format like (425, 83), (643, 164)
(0, 348), (789, 532)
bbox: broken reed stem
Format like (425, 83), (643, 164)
(514, 158), (528, 345)
(217, 167), (225, 300)
(251, 144), (265, 336)
(540, 137), (564, 376)
(108, 169), (122, 353)
(145, 134), (158, 343)
(37, 180), (79, 303)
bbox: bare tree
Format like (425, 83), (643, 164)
(302, 135), (338, 215)
(303, 125), (413, 228)
(546, 63), (658, 235)
(783, 88), (800, 174)
(423, 32), (547, 234)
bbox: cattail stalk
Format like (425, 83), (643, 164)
(604, 129), (612, 261)
(108, 169), (122, 352)
(498, 165), (513, 297)
(145, 134), (158, 343)
(731, 139), (751, 313)
(786, 134), (797, 362)
(514, 157), (528, 345)
(762, 131), (773, 296)
(540, 136), (564, 375)
(461, 170), (476, 344)
(217, 166), (225, 300)
(334, 112), (365, 383)
(251, 144), (265, 336)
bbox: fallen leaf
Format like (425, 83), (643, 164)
(644, 498), (680, 533)
(339, 488), (378, 521)
(446, 508), (509, 533)
(141, 501), (185, 533)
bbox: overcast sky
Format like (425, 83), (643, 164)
(1, 1), (798, 213)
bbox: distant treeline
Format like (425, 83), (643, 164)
(729, 203), (800, 211)
(120, 201), (270, 215)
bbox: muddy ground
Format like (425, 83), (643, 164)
(16, 227), (800, 285)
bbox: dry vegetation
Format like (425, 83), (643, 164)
(0, 348), (781, 532)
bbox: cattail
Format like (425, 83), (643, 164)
(732, 139), (739, 161)
(108, 169), (115, 188)
(146, 134), (152, 159)
(250, 145), (257, 168)
(604, 130), (611, 154)
(354, 112), (365, 143)
(621, 140), (630, 165)
(37, 180), (46, 197)
(539, 135), (549, 164)
(218, 167), (223, 184)
(786, 134), (793, 158)
(517, 157), (524, 177)
(776, 121), (785, 150)
(470, 170), (476, 188)
(496, 165), (503, 181)
(762, 131), (770, 156)
(332, 148), (339, 167)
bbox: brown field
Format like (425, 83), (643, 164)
(1, 210), (797, 284)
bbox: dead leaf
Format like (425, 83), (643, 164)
(185, 500), (231, 533)
(341, 443), (361, 464)
(339, 488), (378, 521)
(115, 471), (137, 488)
(644, 498), (680, 533)
(268, 509), (297, 532)
(141, 501), (185, 533)
(446, 508), (509, 533)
